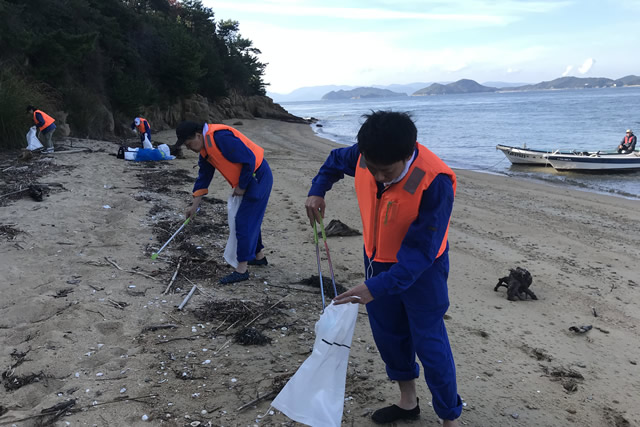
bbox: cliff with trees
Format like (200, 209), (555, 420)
(0, 0), (303, 150)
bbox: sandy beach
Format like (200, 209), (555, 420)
(1, 118), (639, 427)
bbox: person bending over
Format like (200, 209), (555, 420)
(27, 105), (56, 153)
(176, 121), (272, 284)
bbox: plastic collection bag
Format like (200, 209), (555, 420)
(223, 191), (243, 268)
(142, 134), (153, 149)
(26, 126), (43, 151)
(271, 302), (359, 426)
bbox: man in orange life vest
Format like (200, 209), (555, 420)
(618, 129), (636, 154)
(131, 117), (152, 145)
(176, 121), (272, 284)
(26, 105), (56, 153)
(305, 111), (462, 426)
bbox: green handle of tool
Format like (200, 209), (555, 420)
(318, 215), (327, 242)
(313, 221), (319, 244)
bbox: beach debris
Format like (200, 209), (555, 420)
(52, 288), (75, 298)
(178, 285), (198, 310)
(2, 371), (45, 391)
(163, 258), (182, 294)
(323, 219), (361, 237)
(569, 325), (592, 334)
(297, 275), (348, 298)
(543, 366), (584, 394)
(494, 267), (537, 301)
(234, 327), (272, 346)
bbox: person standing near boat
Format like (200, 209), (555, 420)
(618, 129), (636, 154)
(176, 121), (272, 284)
(305, 111), (462, 426)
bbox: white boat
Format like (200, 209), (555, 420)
(495, 144), (596, 165)
(543, 151), (640, 171)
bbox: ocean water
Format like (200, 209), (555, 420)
(281, 87), (640, 199)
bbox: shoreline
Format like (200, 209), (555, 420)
(1, 118), (639, 426)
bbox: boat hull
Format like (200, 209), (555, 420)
(544, 153), (640, 171)
(496, 145), (551, 165)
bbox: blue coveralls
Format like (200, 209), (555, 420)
(131, 119), (151, 144)
(193, 129), (272, 262)
(308, 143), (462, 421)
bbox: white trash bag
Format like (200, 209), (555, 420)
(26, 126), (43, 151)
(272, 302), (359, 426)
(223, 191), (243, 268)
(142, 134), (153, 149)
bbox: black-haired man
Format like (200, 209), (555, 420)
(305, 111), (462, 426)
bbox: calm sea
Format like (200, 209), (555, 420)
(281, 87), (640, 199)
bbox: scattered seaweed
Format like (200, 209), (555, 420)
(193, 297), (288, 328)
(2, 371), (45, 392)
(297, 275), (348, 297)
(234, 327), (272, 346)
(0, 224), (22, 240)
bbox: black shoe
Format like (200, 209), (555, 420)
(371, 398), (420, 424)
(220, 271), (249, 284)
(248, 257), (268, 266)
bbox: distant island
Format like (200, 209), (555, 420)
(315, 75), (640, 100)
(413, 75), (640, 96)
(322, 87), (407, 100)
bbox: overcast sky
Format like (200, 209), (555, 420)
(204, 0), (640, 94)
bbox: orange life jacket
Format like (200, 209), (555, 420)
(33, 110), (55, 131)
(136, 118), (149, 133)
(624, 135), (635, 145)
(354, 145), (456, 263)
(200, 124), (264, 188)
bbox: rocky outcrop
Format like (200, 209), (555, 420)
(138, 91), (307, 134)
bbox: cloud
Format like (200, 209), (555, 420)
(506, 67), (521, 74)
(578, 58), (595, 74)
(562, 65), (573, 77)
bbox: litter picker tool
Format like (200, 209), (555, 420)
(312, 220), (326, 311)
(151, 208), (199, 260)
(318, 215), (338, 298)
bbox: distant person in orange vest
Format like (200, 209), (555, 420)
(618, 129), (636, 154)
(305, 111), (461, 426)
(26, 105), (56, 153)
(131, 117), (151, 146)
(176, 121), (273, 284)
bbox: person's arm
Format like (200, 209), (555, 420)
(131, 122), (136, 130)
(364, 174), (455, 299)
(144, 121), (151, 133)
(305, 144), (360, 223)
(35, 112), (45, 128)
(308, 144), (360, 198)
(186, 155), (215, 219)
(213, 130), (256, 190)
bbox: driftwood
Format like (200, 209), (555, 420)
(163, 259), (182, 294)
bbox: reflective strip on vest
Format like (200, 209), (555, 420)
(199, 124), (264, 188)
(355, 145), (456, 263)
(34, 110), (55, 131)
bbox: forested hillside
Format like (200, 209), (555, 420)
(0, 0), (281, 148)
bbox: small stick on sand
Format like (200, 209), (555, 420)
(163, 259), (182, 295)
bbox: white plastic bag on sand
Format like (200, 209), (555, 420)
(223, 191), (243, 268)
(26, 126), (43, 151)
(271, 302), (359, 426)
(157, 143), (175, 160)
(142, 134), (152, 149)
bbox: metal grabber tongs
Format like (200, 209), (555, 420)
(313, 214), (339, 312)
